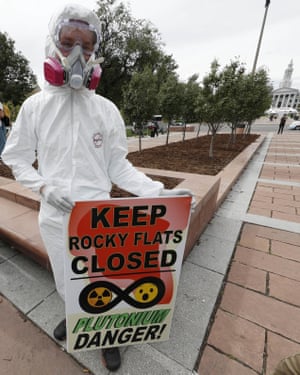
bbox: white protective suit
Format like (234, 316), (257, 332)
(2, 4), (163, 300)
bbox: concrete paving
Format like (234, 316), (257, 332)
(197, 132), (300, 375)
(1, 130), (300, 374)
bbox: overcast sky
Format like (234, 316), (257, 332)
(2, 0), (300, 90)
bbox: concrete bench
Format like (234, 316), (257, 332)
(0, 171), (220, 268)
(0, 136), (265, 270)
(0, 134), (265, 269)
(0, 177), (50, 270)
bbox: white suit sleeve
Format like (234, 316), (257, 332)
(107, 109), (164, 197)
(2, 100), (46, 193)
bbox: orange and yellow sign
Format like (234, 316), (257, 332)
(64, 196), (191, 352)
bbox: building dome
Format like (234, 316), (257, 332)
(271, 60), (299, 114)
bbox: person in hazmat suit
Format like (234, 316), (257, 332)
(2, 3), (194, 372)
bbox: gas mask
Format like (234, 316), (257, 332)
(44, 18), (103, 90)
(44, 45), (102, 90)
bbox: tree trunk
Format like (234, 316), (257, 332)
(137, 123), (143, 151)
(227, 128), (235, 147)
(166, 123), (170, 145)
(245, 121), (252, 135)
(182, 122), (186, 142)
(209, 133), (214, 158)
(197, 123), (201, 137)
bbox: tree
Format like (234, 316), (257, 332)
(181, 74), (201, 124)
(95, 0), (177, 108)
(122, 67), (158, 150)
(220, 62), (272, 137)
(0, 32), (37, 105)
(180, 75), (201, 141)
(243, 69), (273, 133)
(196, 59), (272, 157)
(158, 74), (183, 145)
(196, 60), (225, 157)
(221, 60), (272, 136)
(219, 59), (247, 144)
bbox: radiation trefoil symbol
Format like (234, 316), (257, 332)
(79, 277), (165, 314)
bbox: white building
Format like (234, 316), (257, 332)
(271, 60), (300, 112)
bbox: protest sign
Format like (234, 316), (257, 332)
(64, 196), (191, 352)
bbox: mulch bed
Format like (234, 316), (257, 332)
(0, 133), (259, 198)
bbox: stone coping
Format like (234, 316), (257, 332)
(135, 168), (220, 259)
(0, 172), (220, 265)
(0, 176), (40, 210)
(0, 134), (265, 269)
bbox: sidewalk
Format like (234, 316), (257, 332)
(1, 130), (300, 374)
(197, 132), (300, 374)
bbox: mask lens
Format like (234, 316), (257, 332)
(55, 19), (99, 56)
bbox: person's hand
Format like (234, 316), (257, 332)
(40, 185), (74, 213)
(160, 188), (196, 212)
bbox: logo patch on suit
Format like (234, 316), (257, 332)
(93, 132), (103, 148)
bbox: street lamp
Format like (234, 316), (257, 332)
(252, 0), (271, 74)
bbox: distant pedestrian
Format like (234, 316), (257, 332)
(277, 114), (288, 134)
(153, 121), (159, 137)
(2, 106), (11, 136)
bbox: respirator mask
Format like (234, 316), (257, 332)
(44, 19), (103, 90)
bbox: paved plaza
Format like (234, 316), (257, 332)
(1, 130), (300, 374)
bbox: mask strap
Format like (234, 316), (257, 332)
(86, 56), (104, 67)
(49, 38), (71, 69)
